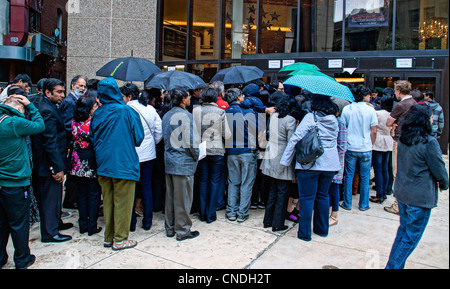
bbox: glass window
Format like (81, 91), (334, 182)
(343, 0), (393, 51)
(224, 0), (258, 59)
(258, 0), (298, 54)
(161, 0), (188, 61)
(396, 0), (448, 50)
(189, 0), (222, 60)
(188, 63), (219, 83)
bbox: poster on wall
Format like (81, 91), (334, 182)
(346, 0), (390, 28)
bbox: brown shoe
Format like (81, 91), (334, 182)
(384, 201), (399, 215)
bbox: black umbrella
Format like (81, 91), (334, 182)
(96, 57), (161, 82)
(210, 66), (264, 85)
(145, 70), (206, 91)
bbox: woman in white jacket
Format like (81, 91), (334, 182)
(122, 84), (163, 231)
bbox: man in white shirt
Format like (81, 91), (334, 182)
(340, 85), (378, 211)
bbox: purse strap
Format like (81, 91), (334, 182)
(130, 106), (154, 139)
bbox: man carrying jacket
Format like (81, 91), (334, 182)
(90, 77), (144, 251)
(0, 89), (45, 269)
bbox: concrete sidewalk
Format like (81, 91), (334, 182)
(4, 155), (449, 269)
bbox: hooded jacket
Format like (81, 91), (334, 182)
(0, 102), (45, 187)
(89, 78), (144, 181)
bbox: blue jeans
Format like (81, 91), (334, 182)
(385, 201), (431, 269)
(131, 160), (155, 229)
(342, 150), (372, 210)
(328, 182), (340, 212)
(226, 153), (257, 218)
(198, 155), (225, 222)
(296, 170), (335, 241)
(372, 151), (390, 199)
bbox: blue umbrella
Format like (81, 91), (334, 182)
(96, 57), (161, 82)
(145, 70), (206, 91)
(284, 75), (354, 102)
(210, 66), (264, 85)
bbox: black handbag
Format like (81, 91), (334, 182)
(295, 112), (324, 168)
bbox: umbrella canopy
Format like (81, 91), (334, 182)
(210, 66), (264, 85)
(288, 69), (335, 81)
(279, 62), (320, 73)
(283, 75), (354, 102)
(96, 57), (161, 82)
(145, 70), (206, 91)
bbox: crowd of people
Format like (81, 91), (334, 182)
(0, 72), (448, 269)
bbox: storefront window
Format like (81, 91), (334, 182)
(343, 0), (393, 51)
(224, 0), (258, 59)
(161, 0), (188, 61)
(258, 0), (297, 54)
(396, 0), (448, 50)
(189, 0), (222, 60)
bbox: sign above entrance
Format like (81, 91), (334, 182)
(328, 59), (343, 69)
(268, 60), (281, 69)
(396, 58), (413, 68)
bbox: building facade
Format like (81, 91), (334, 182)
(0, 0), (68, 90)
(67, 0), (448, 151)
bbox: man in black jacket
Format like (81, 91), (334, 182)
(32, 78), (73, 243)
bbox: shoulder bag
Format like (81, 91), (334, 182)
(295, 112), (324, 168)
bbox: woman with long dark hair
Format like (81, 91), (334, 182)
(385, 104), (448, 269)
(70, 95), (101, 236)
(261, 91), (297, 231)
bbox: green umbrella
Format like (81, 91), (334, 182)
(288, 69), (335, 81)
(279, 62), (320, 73)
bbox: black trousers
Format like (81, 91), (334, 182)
(75, 177), (101, 234)
(35, 176), (63, 240)
(0, 186), (32, 268)
(263, 177), (291, 228)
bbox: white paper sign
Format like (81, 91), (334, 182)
(198, 141), (207, 161)
(282, 60), (295, 67)
(329, 59), (343, 68)
(396, 59), (413, 68)
(268, 60), (281, 69)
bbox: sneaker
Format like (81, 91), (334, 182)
(226, 215), (237, 221)
(104, 241), (113, 248)
(250, 203), (258, 209)
(112, 240), (137, 251)
(384, 201), (399, 215)
(257, 203), (265, 209)
(236, 214), (249, 223)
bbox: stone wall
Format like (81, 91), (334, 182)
(67, 0), (158, 85)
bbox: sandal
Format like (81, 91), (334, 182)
(329, 215), (338, 227)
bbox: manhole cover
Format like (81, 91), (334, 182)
(322, 265), (339, 269)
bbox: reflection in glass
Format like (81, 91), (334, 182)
(396, 0), (448, 50)
(343, 0), (393, 51)
(161, 0), (188, 61)
(224, 0), (258, 59)
(189, 0), (222, 60)
(258, 0), (297, 54)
